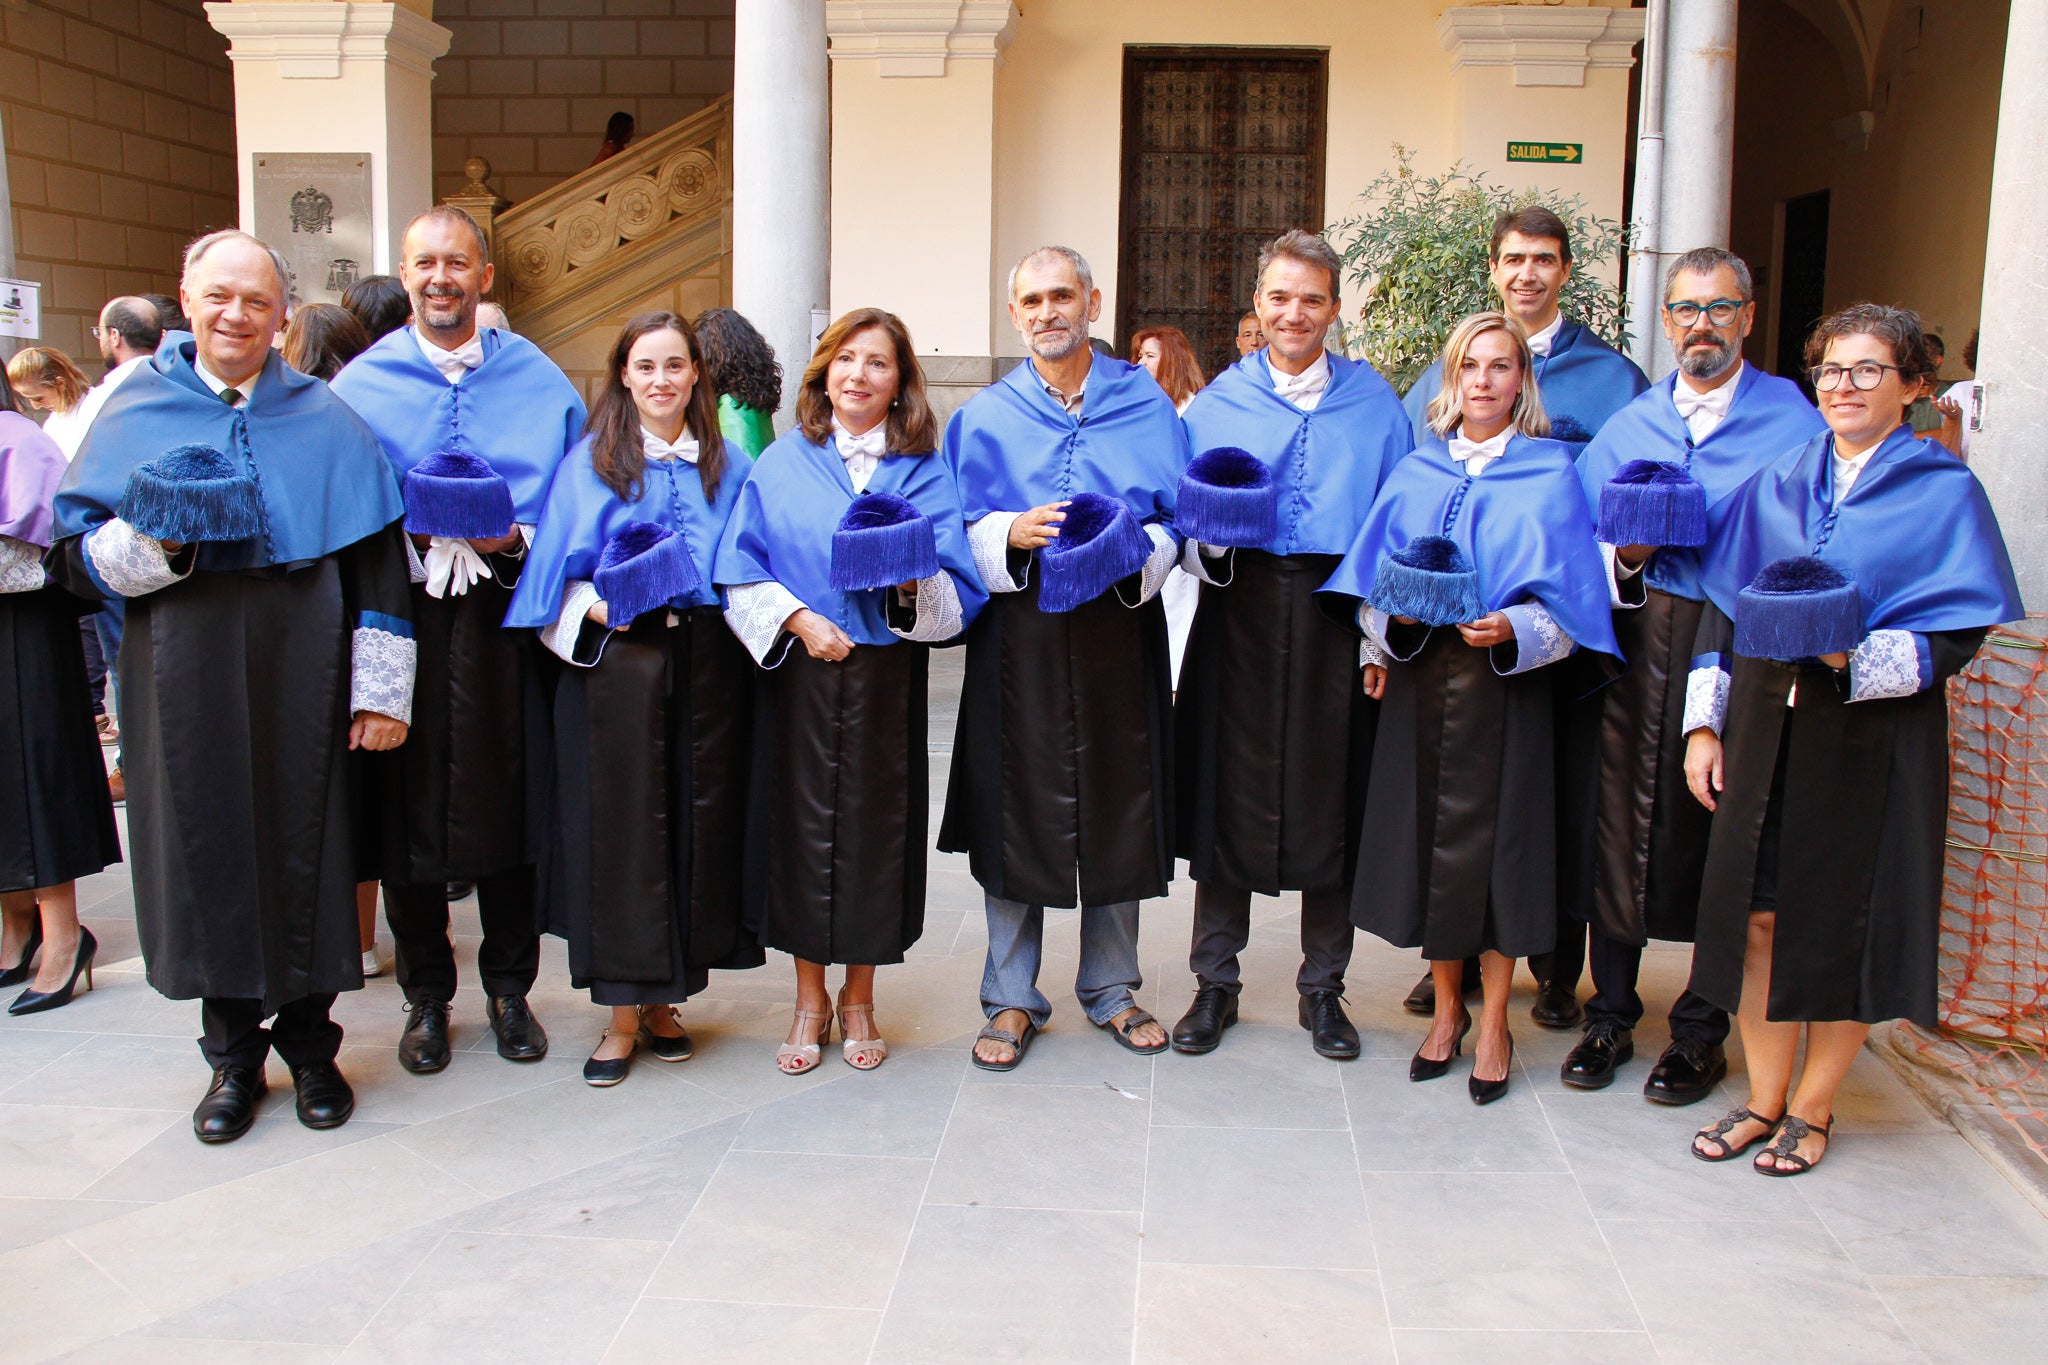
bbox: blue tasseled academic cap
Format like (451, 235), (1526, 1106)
(1734, 555), (1863, 660)
(1037, 492), (1152, 614)
(595, 520), (702, 627)
(1366, 534), (1486, 628)
(1598, 458), (1709, 549)
(830, 491), (940, 592)
(1176, 446), (1277, 549)
(402, 449), (516, 540)
(117, 443), (263, 545)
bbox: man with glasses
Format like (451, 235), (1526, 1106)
(1560, 247), (1826, 1102)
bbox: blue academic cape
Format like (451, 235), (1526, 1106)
(1402, 318), (1649, 448)
(1321, 433), (1619, 659)
(504, 434), (752, 627)
(1575, 365), (1828, 600)
(1697, 425), (2023, 636)
(713, 429), (988, 647)
(53, 341), (401, 570)
(945, 350), (1189, 526)
(1180, 349), (1415, 555)
(329, 326), (586, 523)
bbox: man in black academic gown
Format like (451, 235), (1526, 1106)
(332, 207), (585, 1074)
(50, 231), (414, 1142)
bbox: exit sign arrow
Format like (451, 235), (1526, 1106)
(1507, 142), (1583, 163)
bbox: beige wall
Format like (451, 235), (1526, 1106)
(430, 0), (734, 206)
(1, 0), (238, 367)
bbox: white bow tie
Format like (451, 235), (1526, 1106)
(1448, 431), (1510, 470)
(834, 422), (888, 465)
(642, 429), (700, 464)
(1672, 387), (1715, 419)
(424, 339), (483, 383)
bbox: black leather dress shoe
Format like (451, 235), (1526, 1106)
(1171, 984), (1239, 1054)
(489, 994), (549, 1061)
(1559, 1018), (1634, 1090)
(1401, 970), (1436, 1016)
(1299, 990), (1361, 1060)
(290, 1059), (355, 1129)
(399, 999), (452, 1074)
(193, 1065), (268, 1143)
(1643, 1037), (1728, 1106)
(1530, 981), (1584, 1030)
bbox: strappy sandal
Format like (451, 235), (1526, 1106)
(1691, 1106), (1784, 1162)
(837, 992), (887, 1071)
(776, 1007), (832, 1075)
(1755, 1114), (1833, 1177)
(1100, 1006), (1169, 1055)
(971, 1016), (1038, 1072)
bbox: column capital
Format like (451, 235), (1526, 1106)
(1437, 4), (1646, 88)
(204, 2), (452, 81)
(826, 1), (1019, 78)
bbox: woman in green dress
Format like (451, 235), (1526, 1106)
(695, 308), (782, 458)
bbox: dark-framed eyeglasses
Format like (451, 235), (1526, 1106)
(1664, 299), (1746, 327)
(1810, 362), (1905, 392)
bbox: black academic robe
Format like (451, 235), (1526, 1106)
(1687, 603), (1986, 1025)
(545, 607), (761, 1005)
(52, 528), (413, 1011)
(0, 585), (122, 891)
(1176, 551), (1373, 894)
(939, 568), (1175, 909)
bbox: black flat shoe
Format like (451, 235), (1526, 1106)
(445, 881), (474, 901)
(8, 927), (96, 1015)
(193, 1065), (267, 1143)
(1469, 1033), (1515, 1106)
(641, 1006), (693, 1062)
(0, 917), (44, 988)
(1559, 1019), (1633, 1090)
(1530, 981), (1583, 1030)
(1299, 990), (1361, 1060)
(1644, 1037), (1728, 1106)
(1410, 1010), (1472, 1081)
(290, 1059), (355, 1129)
(584, 1028), (638, 1086)
(488, 994), (549, 1061)
(398, 999), (452, 1074)
(1171, 983), (1239, 1054)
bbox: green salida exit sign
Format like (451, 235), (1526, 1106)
(1508, 141), (1583, 164)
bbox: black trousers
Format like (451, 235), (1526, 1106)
(1190, 882), (1354, 995)
(1527, 908), (1587, 992)
(1583, 928), (1729, 1044)
(200, 993), (342, 1071)
(383, 864), (539, 1005)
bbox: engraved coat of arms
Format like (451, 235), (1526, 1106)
(290, 186), (335, 234)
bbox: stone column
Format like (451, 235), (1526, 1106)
(733, 0), (829, 429)
(1644, 0), (1737, 378)
(0, 102), (16, 362)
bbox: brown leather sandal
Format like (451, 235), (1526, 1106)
(1691, 1105), (1784, 1162)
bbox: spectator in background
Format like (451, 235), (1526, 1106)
(1907, 332), (1948, 437)
(6, 348), (94, 458)
(1235, 311), (1264, 358)
(283, 303), (372, 382)
(590, 111), (635, 167)
(341, 275), (412, 342)
(1131, 324), (1206, 686)
(1933, 328), (1979, 460)
(141, 292), (187, 335)
(477, 302), (512, 333)
(694, 307), (782, 458)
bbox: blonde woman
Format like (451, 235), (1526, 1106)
(6, 348), (93, 457)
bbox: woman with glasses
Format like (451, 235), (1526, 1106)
(1680, 304), (2021, 1175)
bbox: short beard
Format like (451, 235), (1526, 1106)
(1677, 335), (1737, 380)
(1028, 322), (1087, 362)
(413, 289), (476, 336)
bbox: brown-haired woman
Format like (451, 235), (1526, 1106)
(1131, 326), (1207, 682)
(714, 308), (988, 1073)
(506, 311), (761, 1086)
(6, 347), (94, 457)
(282, 303), (372, 382)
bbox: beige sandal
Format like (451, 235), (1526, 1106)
(837, 993), (887, 1071)
(776, 1007), (832, 1075)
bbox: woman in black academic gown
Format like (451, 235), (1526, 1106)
(505, 313), (760, 1085)
(0, 369), (122, 1012)
(1322, 312), (1617, 1105)
(1681, 305), (2021, 1175)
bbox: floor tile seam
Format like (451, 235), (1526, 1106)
(445, 1227), (674, 1251)
(636, 1290), (886, 1312)
(724, 1145), (946, 1164)
(1130, 1051), (1155, 1365)
(1519, 1071), (1655, 1337)
(378, 1127), (495, 1201)
(338, 1227), (457, 1356)
(1139, 1259), (1387, 1277)
(55, 1225), (160, 1342)
(915, 1198), (1145, 1215)
(1337, 1064), (1403, 1364)
(1145, 1121), (1352, 1133)
(345, 1064), (603, 1128)
(0, 1097), (189, 1117)
(1388, 1327), (1662, 1335)
(862, 1060), (968, 1365)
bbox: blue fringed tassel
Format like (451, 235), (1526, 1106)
(595, 521), (702, 626)
(831, 492), (940, 591)
(1598, 459), (1709, 548)
(403, 450), (516, 539)
(1366, 534), (1486, 627)
(1038, 492), (1153, 614)
(1177, 446), (1278, 548)
(1734, 555), (1863, 659)
(118, 443), (263, 544)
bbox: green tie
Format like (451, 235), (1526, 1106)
(221, 387), (243, 407)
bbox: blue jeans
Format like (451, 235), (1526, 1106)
(94, 605), (124, 768)
(980, 894), (1143, 1029)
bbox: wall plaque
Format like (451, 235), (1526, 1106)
(253, 153), (375, 306)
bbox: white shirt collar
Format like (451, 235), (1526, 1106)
(1266, 349), (1331, 410)
(1525, 314), (1564, 357)
(1831, 437), (1879, 502)
(1447, 425), (1513, 477)
(831, 416), (887, 493)
(415, 327), (486, 384)
(1673, 361), (1744, 441)
(640, 425), (700, 464)
(102, 355), (148, 388)
(193, 358), (260, 404)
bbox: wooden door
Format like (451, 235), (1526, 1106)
(1116, 47), (1329, 378)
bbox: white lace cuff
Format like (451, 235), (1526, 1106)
(1603, 543), (1649, 609)
(86, 518), (189, 597)
(0, 536), (46, 593)
(967, 512), (1027, 592)
(542, 578), (605, 666)
(1124, 522), (1180, 606)
(724, 579), (807, 667)
(352, 621), (416, 724)
(1361, 603), (1431, 663)
(1180, 538), (1234, 586)
(1683, 653), (1731, 736)
(402, 532), (428, 584)
(1494, 602), (1575, 675)
(891, 571), (966, 643)
(1848, 629), (1929, 702)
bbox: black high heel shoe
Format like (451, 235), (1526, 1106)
(1469, 1031), (1515, 1106)
(0, 917), (45, 988)
(1410, 1010), (1473, 1082)
(9, 927), (96, 1016)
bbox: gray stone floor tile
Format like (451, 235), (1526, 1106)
(601, 1300), (881, 1364)
(735, 1044), (963, 1159)
(0, 1236), (157, 1361)
(1345, 1055), (1570, 1173)
(0, 1025), (91, 1092)
(1796, 1130), (2048, 1275)
(925, 1078), (1149, 1211)
(0, 1100), (181, 1198)
(0, 1031), (228, 1111)
(445, 1114), (742, 1242)
(0, 1192), (152, 1254)
(79, 1112), (402, 1204)
(1391, 1329), (1659, 1364)
(1135, 1264), (1393, 1363)
(131, 1227), (449, 1347)
(1873, 1274), (2048, 1364)
(651, 1150), (931, 1310)
(1367, 1171), (1638, 1331)
(335, 1042), (583, 1126)
(1542, 1090), (1819, 1221)
(871, 1204), (1139, 1363)
(1143, 1126), (1374, 1268)
(1149, 1023), (1351, 1129)
(53, 1338), (342, 1364)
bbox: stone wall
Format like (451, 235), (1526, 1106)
(430, 0), (735, 206)
(0, 0), (237, 368)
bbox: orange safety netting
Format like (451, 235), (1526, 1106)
(1910, 617), (2048, 1156)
